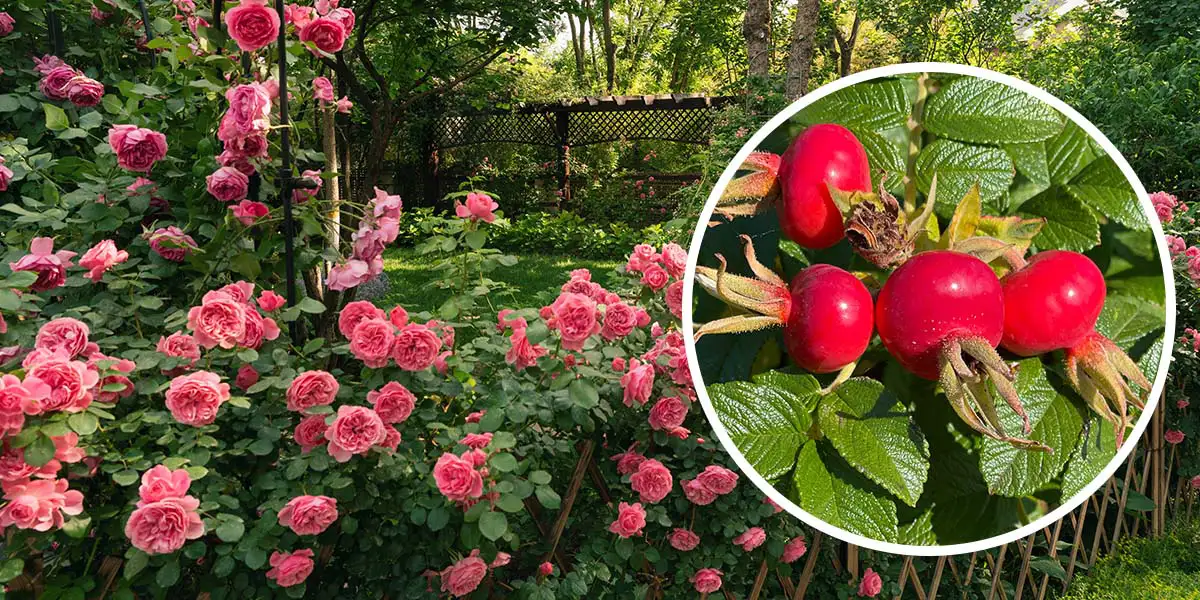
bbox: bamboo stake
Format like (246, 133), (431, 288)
(926, 556), (947, 600)
(987, 545), (1007, 600)
(1063, 499), (1090, 590)
(748, 559), (769, 600)
(1012, 534), (1035, 600)
(793, 531), (823, 600)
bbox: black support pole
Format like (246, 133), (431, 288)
(138, 0), (156, 65)
(274, 0), (301, 343)
(47, 9), (64, 56)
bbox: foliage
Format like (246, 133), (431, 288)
(1060, 516), (1200, 600)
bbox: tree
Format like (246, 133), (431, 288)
(785, 0), (821, 99)
(744, 0), (772, 78)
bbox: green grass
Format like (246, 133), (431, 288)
(380, 248), (622, 313)
(1060, 517), (1200, 600)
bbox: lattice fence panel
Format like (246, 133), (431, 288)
(435, 112), (560, 149)
(567, 107), (715, 146)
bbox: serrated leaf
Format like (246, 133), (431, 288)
(1005, 142), (1050, 184)
(1061, 418), (1118, 501)
(848, 125), (905, 181)
(796, 79), (912, 130)
(818, 378), (929, 507)
(791, 442), (899, 542)
(479, 510), (508, 541)
(24, 434), (56, 467)
(979, 360), (1082, 496)
(940, 184), (982, 248)
(43, 103), (69, 131)
(897, 511), (936, 546)
(1029, 556), (1067, 581)
(1021, 188), (1100, 252)
(156, 558), (180, 587)
(924, 77), (1062, 143)
(1046, 121), (1099, 185)
(216, 519), (244, 542)
(1095, 295), (1164, 351)
(0, 558), (23, 583)
(975, 215), (1044, 256)
(1065, 157), (1148, 231)
(707, 372), (820, 481)
(915, 140), (1014, 215)
(68, 412), (100, 435)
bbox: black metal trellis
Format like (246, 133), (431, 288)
(46, 8), (64, 56)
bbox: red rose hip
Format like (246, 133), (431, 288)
(1000, 250), (1106, 356)
(784, 264), (874, 373)
(777, 124), (872, 250)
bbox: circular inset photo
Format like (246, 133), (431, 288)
(684, 64), (1173, 554)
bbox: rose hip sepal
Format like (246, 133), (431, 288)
(1064, 331), (1151, 445)
(875, 250), (1049, 452)
(693, 235), (873, 375)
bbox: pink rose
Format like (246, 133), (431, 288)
(349, 318), (396, 368)
(546, 292), (600, 351)
(335, 96), (353, 113)
(284, 3), (315, 27)
(156, 332), (201, 374)
(65, 75), (105, 107)
(40, 66), (78, 101)
(454, 191), (499, 223)
(299, 16), (347, 54)
(1167, 235), (1186, 256)
(666, 280), (684, 319)
(325, 405), (386, 462)
(33, 55), (68, 75)
(640, 263), (670, 291)
(137, 465), (191, 505)
(78, 240), (128, 282)
(187, 294), (247, 349)
(0, 478), (84, 532)
(0, 157), (12, 192)
(612, 356), (626, 371)
(504, 328), (547, 371)
(24, 353), (99, 414)
(266, 549), (315, 587)
(392, 324), (442, 371)
(464, 410), (485, 424)
(278, 495), (338, 535)
(107, 125), (168, 172)
(294, 414), (327, 453)
(648, 397), (686, 432)
(608, 501), (645, 537)
(489, 552), (511, 568)
(165, 371), (230, 426)
(459, 432), (492, 450)
(0, 375), (45, 437)
(35, 318), (91, 359)
(224, 0), (280, 52)
(338, 300), (385, 339)
(257, 290), (285, 311)
(125, 495), (204, 554)
(1166, 429), (1185, 444)
(610, 444), (645, 475)
(625, 244), (660, 273)
(682, 478), (716, 506)
(0, 13), (14, 37)
(668, 528), (700, 551)
(660, 242), (688, 278)
(1178, 399), (1190, 409)
(629, 459), (673, 503)
(235, 364), (259, 391)
(10, 237), (76, 292)
(327, 7), (354, 33)
(696, 465), (738, 495)
(367, 382), (416, 424)
(286, 370), (339, 412)
(781, 536), (807, 563)
(440, 550), (487, 598)
(600, 302), (647, 341)
(1192, 475), (1200, 490)
(206, 166), (250, 202)
(219, 83), (272, 142)
(538, 561), (554, 576)
(147, 226), (197, 262)
(620, 359), (655, 406)
(690, 568), (723, 594)
(433, 451), (484, 502)
(733, 526), (766, 551)
(858, 567), (882, 597)
(293, 169), (323, 203)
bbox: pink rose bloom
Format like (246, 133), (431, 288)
(278, 495), (338, 535)
(107, 124), (168, 172)
(65, 75), (105, 107)
(660, 242), (688, 278)
(0, 156), (12, 192)
(546, 292), (600, 351)
(611, 356), (626, 371)
(147, 226), (198, 262)
(367, 381), (416, 424)
(33, 55), (67, 75)
(125, 495), (204, 554)
(682, 478), (716, 506)
(1167, 235), (1187, 256)
(1151, 191), (1178, 224)
(1178, 399), (1190, 409)
(24, 353), (99, 414)
(608, 501), (646, 537)
(538, 561), (554, 576)
(338, 300), (385, 339)
(733, 526), (766, 551)
(668, 528), (700, 551)
(460, 432), (492, 450)
(155, 332), (201, 374)
(392, 324), (442, 371)
(648, 397), (687, 432)
(294, 414), (327, 453)
(257, 290), (285, 312)
(299, 16), (347, 54)
(601, 302), (648, 341)
(219, 83), (272, 141)
(224, 0), (280, 52)
(335, 96), (353, 113)
(267, 549), (315, 587)
(137, 465), (191, 505)
(165, 371), (230, 426)
(1192, 475), (1200, 490)
(0, 13), (14, 37)
(284, 3), (315, 28)
(640, 263), (670, 291)
(325, 405), (386, 462)
(433, 451), (484, 502)
(611, 446), (645, 475)
(690, 568), (723, 594)
(440, 550), (487, 598)
(229, 198), (270, 226)
(207, 166), (250, 202)
(1165, 429), (1185, 444)
(0, 375), (45, 437)
(620, 359), (655, 406)
(629, 459), (673, 503)
(326, 259), (371, 291)
(293, 169), (323, 203)
(696, 465), (738, 495)
(465, 410), (485, 423)
(666, 280), (684, 319)
(40, 66), (78, 100)
(312, 76), (335, 103)
(782, 536), (807, 563)
(286, 370), (339, 412)
(0, 478), (84, 532)
(858, 567), (882, 597)
(35, 318), (91, 359)
(10, 237), (76, 292)
(235, 364), (259, 391)
(376, 425), (402, 453)
(454, 191), (499, 223)
(328, 6), (354, 33)
(505, 328), (547, 371)
(187, 294), (247, 349)
(625, 244), (660, 273)
(349, 318), (396, 368)
(78, 240), (128, 282)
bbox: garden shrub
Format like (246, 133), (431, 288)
(1060, 517), (1200, 600)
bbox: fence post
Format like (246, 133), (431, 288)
(555, 111), (570, 206)
(272, 0), (301, 343)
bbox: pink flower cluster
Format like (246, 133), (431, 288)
(212, 81), (272, 192)
(538, 268), (652, 355)
(145, 226), (198, 262)
(680, 465), (739, 506)
(124, 465), (205, 554)
(285, 0), (355, 56)
(340, 299), (450, 371)
(625, 242), (687, 292)
(108, 124), (168, 173)
(185, 281), (281, 350)
(327, 187), (402, 291)
(310, 76), (352, 113)
(283, 371), (400, 463)
(34, 56), (105, 107)
(9, 237), (76, 292)
(1151, 191), (1183, 224)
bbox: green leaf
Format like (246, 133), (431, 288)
(1124, 490), (1155, 512)
(427, 507), (450, 531)
(297, 297), (326, 314)
(496, 493), (524, 513)
(1029, 556), (1067, 581)
(68, 412), (100, 435)
(216, 519), (245, 542)
(1095, 295), (1165, 351)
(124, 550), (148, 580)
(1046, 121), (1100, 185)
(796, 79), (912, 130)
(0, 95), (20, 112)
(535, 486), (561, 509)
(0, 558), (24, 583)
(465, 230), (487, 249)
(529, 470), (552, 485)
(1021, 188), (1100, 252)
(490, 452), (518, 472)
(707, 372), (820, 482)
(1062, 419), (1118, 501)
(848, 125), (905, 182)
(568, 379), (599, 409)
(979, 360), (1083, 496)
(924, 77), (1062, 144)
(229, 252), (262, 279)
(1065, 157), (1148, 231)
(43, 103), (70, 131)
(78, 111), (104, 130)
(915, 140), (1014, 214)
(1005, 142), (1050, 184)
(791, 442), (899, 542)
(818, 378), (929, 507)
(479, 511), (508, 541)
(113, 469), (140, 486)
(897, 511), (935, 546)
(156, 558), (180, 588)
(24, 434), (56, 467)
(248, 439), (274, 456)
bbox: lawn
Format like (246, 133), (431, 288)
(379, 247), (623, 313)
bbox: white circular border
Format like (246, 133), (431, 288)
(683, 62), (1176, 556)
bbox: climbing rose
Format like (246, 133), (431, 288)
(206, 166), (250, 202)
(668, 528), (700, 551)
(230, 199), (269, 227)
(392, 324), (442, 371)
(235, 364), (259, 390)
(147, 226), (197, 262)
(620, 359), (655, 406)
(648, 397), (686, 432)
(611, 446), (646, 475)
(24, 352), (99, 414)
(504, 327), (547, 370)
(0, 156), (11, 191)
(257, 290), (285, 312)
(107, 124), (168, 172)
(459, 432), (492, 450)
(40, 66), (77, 100)
(156, 332), (201, 373)
(0, 375), (45, 437)
(858, 568), (882, 597)
(489, 552), (511, 568)
(284, 3), (315, 27)
(1165, 429), (1185, 444)
(286, 370), (339, 412)
(338, 300), (385, 339)
(782, 536), (807, 563)
(266, 549), (315, 587)
(325, 405), (386, 462)
(440, 550), (487, 598)
(125, 496), (204, 554)
(666, 280), (684, 319)
(299, 16), (347, 54)
(433, 451), (484, 502)
(538, 561), (554, 576)
(546, 292), (600, 351)
(294, 415), (327, 453)
(219, 83), (272, 141)
(660, 242), (688, 278)
(0, 13), (14, 37)
(293, 169), (323, 202)
(640, 263), (670, 291)
(681, 478), (716, 506)
(608, 502), (645, 537)
(187, 293), (247, 349)
(629, 459), (673, 503)
(78, 240), (128, 282)
(696, 465), (739, 495)
(10, 237), (76, 292)
(165, 371), (230, 426)
(65, 75), (105, 107)
(348, 318), (395, 368)
(601, 301), (648, 341)
(0, 478), (84, 532)
(312, 76), (334, 103)
(224, 0), (280, 51)
(690, 568), (723, 594)
(137, 465), (191, 505)
(1151, 191), (1178, 224)
(367, 382), (416, 424)
(335, 96), (353, 113)
(625, 243), (660, 273)
(278, 495), (338, 535)
(733, 526), (766, 551)
(35, 318), (91, 359)
(455, 191), (499, 223)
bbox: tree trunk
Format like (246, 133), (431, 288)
(743, 0), (772, 78)
(601, 0), (616, 93)
(834, 12), (860, 77)
(785, 0), (821, 100)
(568, 13), (586, 83)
